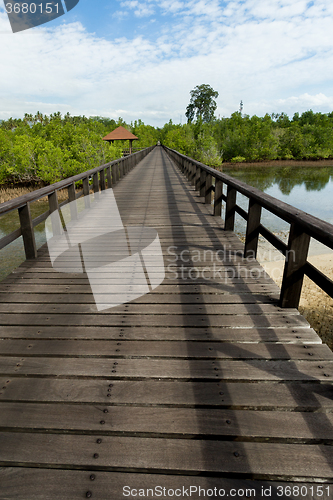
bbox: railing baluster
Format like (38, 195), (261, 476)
(195, 167), (201, 191)
(280, 223), (311, 308)
(93, 172), (99, 194)
(82, 177), (91, 208)
(106, 166), (112, 189)
(191, 163), (196, 186)
(214, 180), (223, 216)
(205, 173), (213, 204)
(67, 182), (78, 220)
(224, 186), (237, 231)
(18, 202), (37, 260)
(200, 170), (206, 197)
(100, 169), (106, 191)
(244, 198), (262, 259)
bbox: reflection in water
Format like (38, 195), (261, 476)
(222, 166), (333, 243)
(0, 201), (48, 282)
(223, 165), (333, 196)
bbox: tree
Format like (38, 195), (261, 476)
(185, 84), (219, 123)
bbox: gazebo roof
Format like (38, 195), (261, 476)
(103, 126), (138, 142)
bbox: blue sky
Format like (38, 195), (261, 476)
(1, 0), (333, 126)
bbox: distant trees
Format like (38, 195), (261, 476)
(1, 110), (333, 186)
(185, 84), (219, 123)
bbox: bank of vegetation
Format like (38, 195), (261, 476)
(1, 110), (333, 186)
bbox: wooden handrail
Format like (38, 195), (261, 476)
(163, 145), (333, 308)
(0, 146), (155, 259)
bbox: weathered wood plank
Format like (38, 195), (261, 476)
(0, 356), (332, 381)
(0, 325), (318, 342)
(0, 340), (329, 360)
(0, 432), (333, 479)
(0, 313), (309, 327)
(1, 403), (333, 443)
(0, 469), (330, 500)
(0, 303), (300, 316)
(1, 378), (332, 410)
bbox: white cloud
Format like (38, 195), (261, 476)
(1, 1), (333, 125)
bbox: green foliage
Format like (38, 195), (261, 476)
(231, 156), (246, 163)
(185, 84), (219, 123)
(0, 113), (140, 185)
(1, 109), (333, 187)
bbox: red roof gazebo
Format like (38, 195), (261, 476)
(103, 126), (138, 155)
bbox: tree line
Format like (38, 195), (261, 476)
(1, 109), (333, 186)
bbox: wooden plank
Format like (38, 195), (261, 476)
(0, 469), (331, 500)
(0, 282), (280, 294)
(1, 403), (333, 443)
(0, 340), (329, 360)
(0, 325), (318, 342)
(0, 291), (280, 304)
(0, 356), (332, 381)
(0, 432), (333, 479)
(1, 378), (332, 410)
(0, 303), (300, 316)
(0, 313), (310, 327)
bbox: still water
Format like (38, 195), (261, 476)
(1, 165), (333, 280)
(221, 165), (333, 258)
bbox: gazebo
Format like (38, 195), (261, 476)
(102, 126), (139, 155)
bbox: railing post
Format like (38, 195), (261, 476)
(280, 223), (311, 308)
(244, 198), (262, 259)
(100, 169), (106, 191)
(195, 167), (201, 191)
(224, 186), (237, 231)
(205, 173), (213, 204)
(111, 164), (117, 184)
(191, 163), (196, 186)
(67, 182), (78, 220)
(187, 161), (192, 182)
(214, 180), (223, 216)
(200, 170), (206, 197)
(106, 166), (112, 188)
(18, 202), (37, 260)
(93, 172), (99, 194)
(83, 177), (91, 208)
(48, 191), (59, 213)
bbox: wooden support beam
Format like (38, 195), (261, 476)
(106, 166), (112, 189)
(82, 177), (91, 208)
(48, 191), (59, 214)
(224, 186), (237, 231)
(280, 223), (311, 309)
(67, 182), (78, 220)
(214, 180), (223, 217)
(195, 167), (201, 191)
(244, 198), (262, 259)
(200, 170), (206, 197)
(18, 203), (37, 260)
(191, 163), (196, 186)
(205, 173), (213, 204)
(93, 172), (99, 194)
(100, 169), (106, 191)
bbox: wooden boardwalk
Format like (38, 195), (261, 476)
(0, 146), (333, 498)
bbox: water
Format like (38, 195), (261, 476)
(0, 201), (48, 281)
(222, 164), (333, 260)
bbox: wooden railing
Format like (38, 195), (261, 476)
(163, 145), (333, 309)
(0, 146), (155, 261)
(122, 147), (147, 156)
